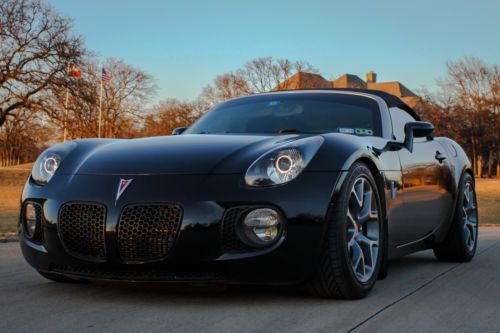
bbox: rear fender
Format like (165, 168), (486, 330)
(432, 137), (473, 243)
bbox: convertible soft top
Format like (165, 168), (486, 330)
(271, 88), (421, 121)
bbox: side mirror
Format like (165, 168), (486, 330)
(403, 121), (434, 152)
(172, 127), (188, 135)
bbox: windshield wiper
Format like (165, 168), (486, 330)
(277, 129), (302, 134)
(277, 129), (321, 134)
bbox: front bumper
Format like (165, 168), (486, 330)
(20, 172), (341, 284)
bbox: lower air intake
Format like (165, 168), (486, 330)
(117, 204), (182, 263)
(58, 203), (107, 261)
(221, 206), (256, 253)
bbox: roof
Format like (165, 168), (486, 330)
(268, 88), (421, 120)
(400, 96), (422, 109)
(367, 81), (416, 98)
(332, 74), (367, 89)
(274, 72), (332, 90)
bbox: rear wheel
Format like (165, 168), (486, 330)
(309, 163), (383, 299)
(433, 173), (478, 262)
(37, 270), (88, 283)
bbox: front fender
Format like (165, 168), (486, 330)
(308, 133), (399, 172)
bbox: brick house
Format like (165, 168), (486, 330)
(275, 71), (422, 109)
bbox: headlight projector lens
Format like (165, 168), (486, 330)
(43, 156), (59, 175)
(276, 155), (293, 173)
(241, 208), (282, 246)
(268, 148), (304, 184)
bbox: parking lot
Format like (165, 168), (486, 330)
(1, 227), (499, 333)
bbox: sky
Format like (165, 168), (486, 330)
(50, 0), (500, 103)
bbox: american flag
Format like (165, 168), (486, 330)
(101, 68), (111, 84)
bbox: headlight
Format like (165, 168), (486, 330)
(32, 142), (77, 185)
(34, 152), (61, 184)
(245, 136), (323, 187)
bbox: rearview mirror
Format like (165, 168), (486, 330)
(172, 127), (188, 135)
(403, 121), (434, 152)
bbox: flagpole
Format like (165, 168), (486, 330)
(98, 78), (103, 138)
(63, 86), (69, 142)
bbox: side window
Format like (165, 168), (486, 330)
(389, 107), (416, 142)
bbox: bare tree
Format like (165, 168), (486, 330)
(0, 109), (53, 166)
(201, 57), (318, 106)
(142, 99), (204, 137)
(0, 0), (85, 127)
(46, 61), (98, 139)
(437, 56), (500, 177)
(99, 58), (156, 138)
(201, 72), (251, 107)
(242, 57), (317, 93)
(48, 58), (156, 139)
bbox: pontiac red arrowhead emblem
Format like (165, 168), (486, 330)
(116, 178), (133, 202)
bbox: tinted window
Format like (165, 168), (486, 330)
(389, 107), (416, 141)
(185, 94), (382, 136)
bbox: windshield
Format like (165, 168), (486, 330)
(185, 93), (382, 136)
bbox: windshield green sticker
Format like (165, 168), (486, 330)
(355, 128), (374, 136)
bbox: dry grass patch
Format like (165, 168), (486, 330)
(0, 168), (30, 233)
(476, 179), (500, 225)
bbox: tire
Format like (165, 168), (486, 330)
(433, 173), (478, 262)
(37, 270), (88, 283)
(308, 162), (384, 299)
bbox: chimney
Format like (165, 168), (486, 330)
(366, 71), (377, 83)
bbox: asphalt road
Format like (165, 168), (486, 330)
(1, 227), (499, 333)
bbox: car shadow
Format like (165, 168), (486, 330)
(35, 251), (447, 304)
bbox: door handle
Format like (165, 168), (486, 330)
(435, 151), (447, 163)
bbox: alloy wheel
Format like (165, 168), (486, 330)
(463, 182), (478, 251)
(346, 176), (380, 283)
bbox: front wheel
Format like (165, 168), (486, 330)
(433, 173), (478, 262)
(308, 163), (384, 299)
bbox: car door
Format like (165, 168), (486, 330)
(389, 108), (454, 246)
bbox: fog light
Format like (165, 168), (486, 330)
(24, 203), (38, 239)
(242, 208), (282, 246)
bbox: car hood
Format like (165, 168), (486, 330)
(66, 134), (306, 175)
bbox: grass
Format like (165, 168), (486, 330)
(476, 179), (500, 225)
(0, 167), (498, 235)
(0, 167), (30, 234)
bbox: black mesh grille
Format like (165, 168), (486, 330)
(58, 203), (107, 261)
(117, 204), (182, 263)
(22, 202), (44, 244)
(221, 206), (255, 253)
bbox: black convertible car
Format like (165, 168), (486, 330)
(20, 89), (478, 299)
